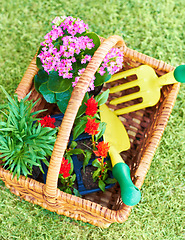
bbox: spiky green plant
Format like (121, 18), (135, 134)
(0, 86), (57, 180)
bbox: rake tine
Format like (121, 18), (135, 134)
(110, 91), (141, 105)
(107, 67), (140, 83)
(114, 102), (146, 115)
(109, 79), (139, 94)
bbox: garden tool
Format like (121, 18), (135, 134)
(99, 104), (141, 206)
(107, 65), (185, 115)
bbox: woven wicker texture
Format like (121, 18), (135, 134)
(0, 35), (180, 228)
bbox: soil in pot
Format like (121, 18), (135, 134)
(75, 138), (96, 162)
(81, 165), (99, 189)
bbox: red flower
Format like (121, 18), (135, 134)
(84, 117), (100, 136)
(59, 157), (71, 178)
(39, 115), (56, 128)
(85, 96), (98, 117)
(94, 141), (110, 158)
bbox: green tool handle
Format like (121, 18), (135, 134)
(174, 65), (185, 83)
(112, 162), (141, 206)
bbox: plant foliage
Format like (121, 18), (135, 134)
(0, 86), (57, 180)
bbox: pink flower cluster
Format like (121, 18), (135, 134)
(39, 34), (94, 79)
(38, 16), (95, 82)
(52, 16), (88, 36)
(38, 16), (124, 92)
(72, 47), (124, 90)
(98, 47), (124, 76)
(72, 67), (95, 91)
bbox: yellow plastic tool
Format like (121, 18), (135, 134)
(100, 104), (141, 206)
(99, 104), (130, 164)
(107, 65), (185, 115)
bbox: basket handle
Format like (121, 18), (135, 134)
(44, 35), (125, 200)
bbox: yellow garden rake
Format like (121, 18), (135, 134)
(107, 65), (185, 115)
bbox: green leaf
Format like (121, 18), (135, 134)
(54, 41), (61, 51)
(73, 188), (81, 197)
(42, 158), (49, 167)
(39, 82), (56, 103)
(34, 69), (49, 93)
(105, 178), (117, 184)
(30, 109), (47, 117)
(83, 32), (101, 55)
(69, 141), (77, 149)
(71, 61), (78, 73)
(0, 127), (15, 132)
(92, 159), (101, 168)
(94, 68), (111, 87)
(22, 91), (32, 102)
(65, 154), (74, 174)
(74, 115), (88, 125)
(83, 150), (92, 172)
(72, 119), (87, 140)
(26, 159), (40, 166)
(76, 92), (89, 118)
(16, 159), (21, 180)
(56, 88), (72, 114)
(0, 103), (8, 110)
(21, 162), (30, 177)
(47, 71), (72, 92)
(36, 45), (44, 70)
(92, 168), (101, 179)
(94, 89), (110, 106)
(69, 149), (84, 155)
(65, 187), (72, 194)
(0, 86), (19, 113)
(95, 122), (107, 141)
(36, 122), (42, 134)
(102, 173), (108, 181)
(56, 87), (73, 101)
(71, 173), (76, 182)
(98, 179), (106, 192)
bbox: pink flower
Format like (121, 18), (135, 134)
(98, 48), (124, 75)
(72, 68), (95, 91)
(38, 29), (95, 80)
(81, 54), (92, 64)
(37, 16), (124, 96)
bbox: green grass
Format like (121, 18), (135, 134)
(0, 0), (184, 239)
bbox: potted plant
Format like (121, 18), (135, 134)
(40, 91), (117, 195)
(0, 86), (57, 180)
(34, 16), (124, 117)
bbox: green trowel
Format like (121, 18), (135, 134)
(99, 104), (141, 206)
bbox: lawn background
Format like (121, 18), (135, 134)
(0, 0), (184, 239)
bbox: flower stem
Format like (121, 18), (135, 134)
(101, 157), (104, 174)
(92, 135), (95, 150)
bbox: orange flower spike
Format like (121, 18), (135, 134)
(84, 117), (100, 136)
(59, 157), (71, 178)
(94, 141), (110, 158)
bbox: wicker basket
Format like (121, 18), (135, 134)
(0, 35), (180, 228)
